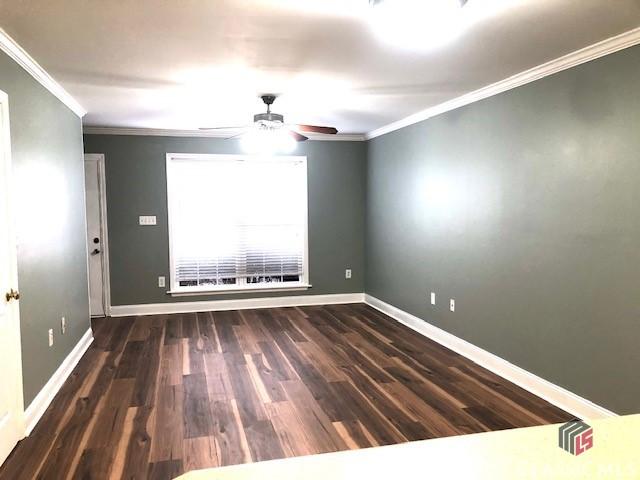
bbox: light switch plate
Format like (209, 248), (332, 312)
(430, 292), (436, 305)
(139, 215), (157, 226)
(450, 299), (455, 312)
(158, 276), (166, 288)
(48, 328), (54, 347)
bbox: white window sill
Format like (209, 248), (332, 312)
(168, 283), (312, 297)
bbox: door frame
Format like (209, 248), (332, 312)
(84, 154), (111, 316)
(0, 89), (26, 448)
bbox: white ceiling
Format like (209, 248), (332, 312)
(1, 0), (640, 135)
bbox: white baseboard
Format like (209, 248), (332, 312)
(364, 295), (617, 421)
(109, 293), (365, 317)
(23, 328), (94, 436)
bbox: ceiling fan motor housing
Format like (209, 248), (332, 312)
(261, 94), (277, 105)
(255, 94), (284, 126)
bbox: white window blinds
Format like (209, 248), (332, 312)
(167, 154), (308, 291)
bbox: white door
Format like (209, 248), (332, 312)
(84, 155), (108, 317)
(0, 91), (25, 466)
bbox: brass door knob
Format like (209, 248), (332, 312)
(5, 289), (20, 302)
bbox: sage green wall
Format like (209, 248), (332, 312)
(366, 45), (640, 415)
(83, 135), (366, 305)
(0, 51), (89, 406)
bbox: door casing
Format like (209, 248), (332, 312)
(84, 154), (111, 316)
(0, 89), (25, 465)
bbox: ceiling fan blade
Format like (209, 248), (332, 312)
(289, 129), (309, 142)
(198, 126), (246, 131)
(295, 125), (338, 135)
(226, 129), (249, 140)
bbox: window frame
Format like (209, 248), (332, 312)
(166, 152), (310, 296)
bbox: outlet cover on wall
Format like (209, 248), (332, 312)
(345, 269), (352, 279)
(48, 329), (54, 347)
(430, 292), (436, 305)
(139, 215), (157, 226)
(450, 299), (456, 312)
(158, 276), (166, 288)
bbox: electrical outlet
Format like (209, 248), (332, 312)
(450, 299), (455, 312)
(345, 269), (352, 279)
(48, 328), (54, 347)
(430, 292), (436, 305)
(139, 215), (157, 226)
(158, 276), (166, 288)
(61, 316), (66, 334)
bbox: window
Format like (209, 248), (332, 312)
(166, 153), (309, 294)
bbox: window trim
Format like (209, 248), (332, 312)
(165, 152), (310, 295)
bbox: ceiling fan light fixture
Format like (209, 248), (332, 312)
(200, 95), (336, 146)
(241, 127), (297, 155)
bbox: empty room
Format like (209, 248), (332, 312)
(0, 1), (639, 479)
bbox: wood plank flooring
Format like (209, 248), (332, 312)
(0, 303), (572, 479)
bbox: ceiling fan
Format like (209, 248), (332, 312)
(199, 95), (338, 143)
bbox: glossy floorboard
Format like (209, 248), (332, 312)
(0, 303), (572, 479)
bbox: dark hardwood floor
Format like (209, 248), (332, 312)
(0, 303), (571, 479)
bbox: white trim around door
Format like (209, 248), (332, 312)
(84, 154), (111, 316)
(0, 89), (26, 465)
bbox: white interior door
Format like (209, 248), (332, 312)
(84, 155), (107, 317)
(0, 91), (25, 466)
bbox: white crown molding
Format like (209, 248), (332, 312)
(4, 24), (637, 139)
(109, 293), (365, 317)
(23, 328), (93, 436)
(83, 126), (367, 142)
(365, 295), (617, 421)
(0, 28), (86, 118)
(366, 26), (640, 140)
